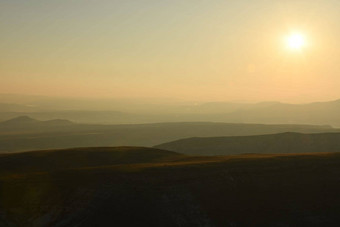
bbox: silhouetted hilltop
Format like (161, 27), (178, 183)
(0, 115), (38, 125)
(0, 116), (73, 126)
(0, 147), (182, 173)
(0, 116), (73, 134)
(155, 132), (340, 155)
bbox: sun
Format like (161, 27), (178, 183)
(286, 33), (306, 50)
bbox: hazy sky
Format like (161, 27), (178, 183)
(1, 0), (340, 103)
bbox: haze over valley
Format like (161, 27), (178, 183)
(1, 0), (340, 226)
(2, 94), (340, 126)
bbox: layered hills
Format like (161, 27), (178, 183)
(0, 116), (337, 152)
(2, 98), (340, 126)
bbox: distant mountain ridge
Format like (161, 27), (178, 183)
(1, 116), (38, 124)
(155, 132), (340, 156)
(0, 116), (72, 125)
(0, 115), (73, 126)
(1, 98), (340, 125)
(0, 116), (74, 135)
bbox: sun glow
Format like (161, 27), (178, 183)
(286, 33), (306, 50)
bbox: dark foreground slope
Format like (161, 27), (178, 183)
(1, 147), (340, 226)
(155, 132), (340, 156)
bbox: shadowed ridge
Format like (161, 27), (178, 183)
(0, 116), (74, 125)
(0, 146), (183, 174)
(155, 132), (340, 156)
(0, 116), (38, 124)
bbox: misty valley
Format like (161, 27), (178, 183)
(2, 0), (340, 226)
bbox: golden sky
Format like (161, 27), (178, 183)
(1, 0), (340, 103)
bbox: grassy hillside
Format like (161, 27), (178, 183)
(0, 117), (337, 152)
(0, 148), (340, 226)
(0, 147), (183, 174)
(155, 132), (340, 156)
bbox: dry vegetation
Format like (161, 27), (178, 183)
(1, 147), (340, 226)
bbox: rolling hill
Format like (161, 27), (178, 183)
(0, 147), (183, 174)
(0, 147), (340, 226)
(155, 132), (340, 156)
